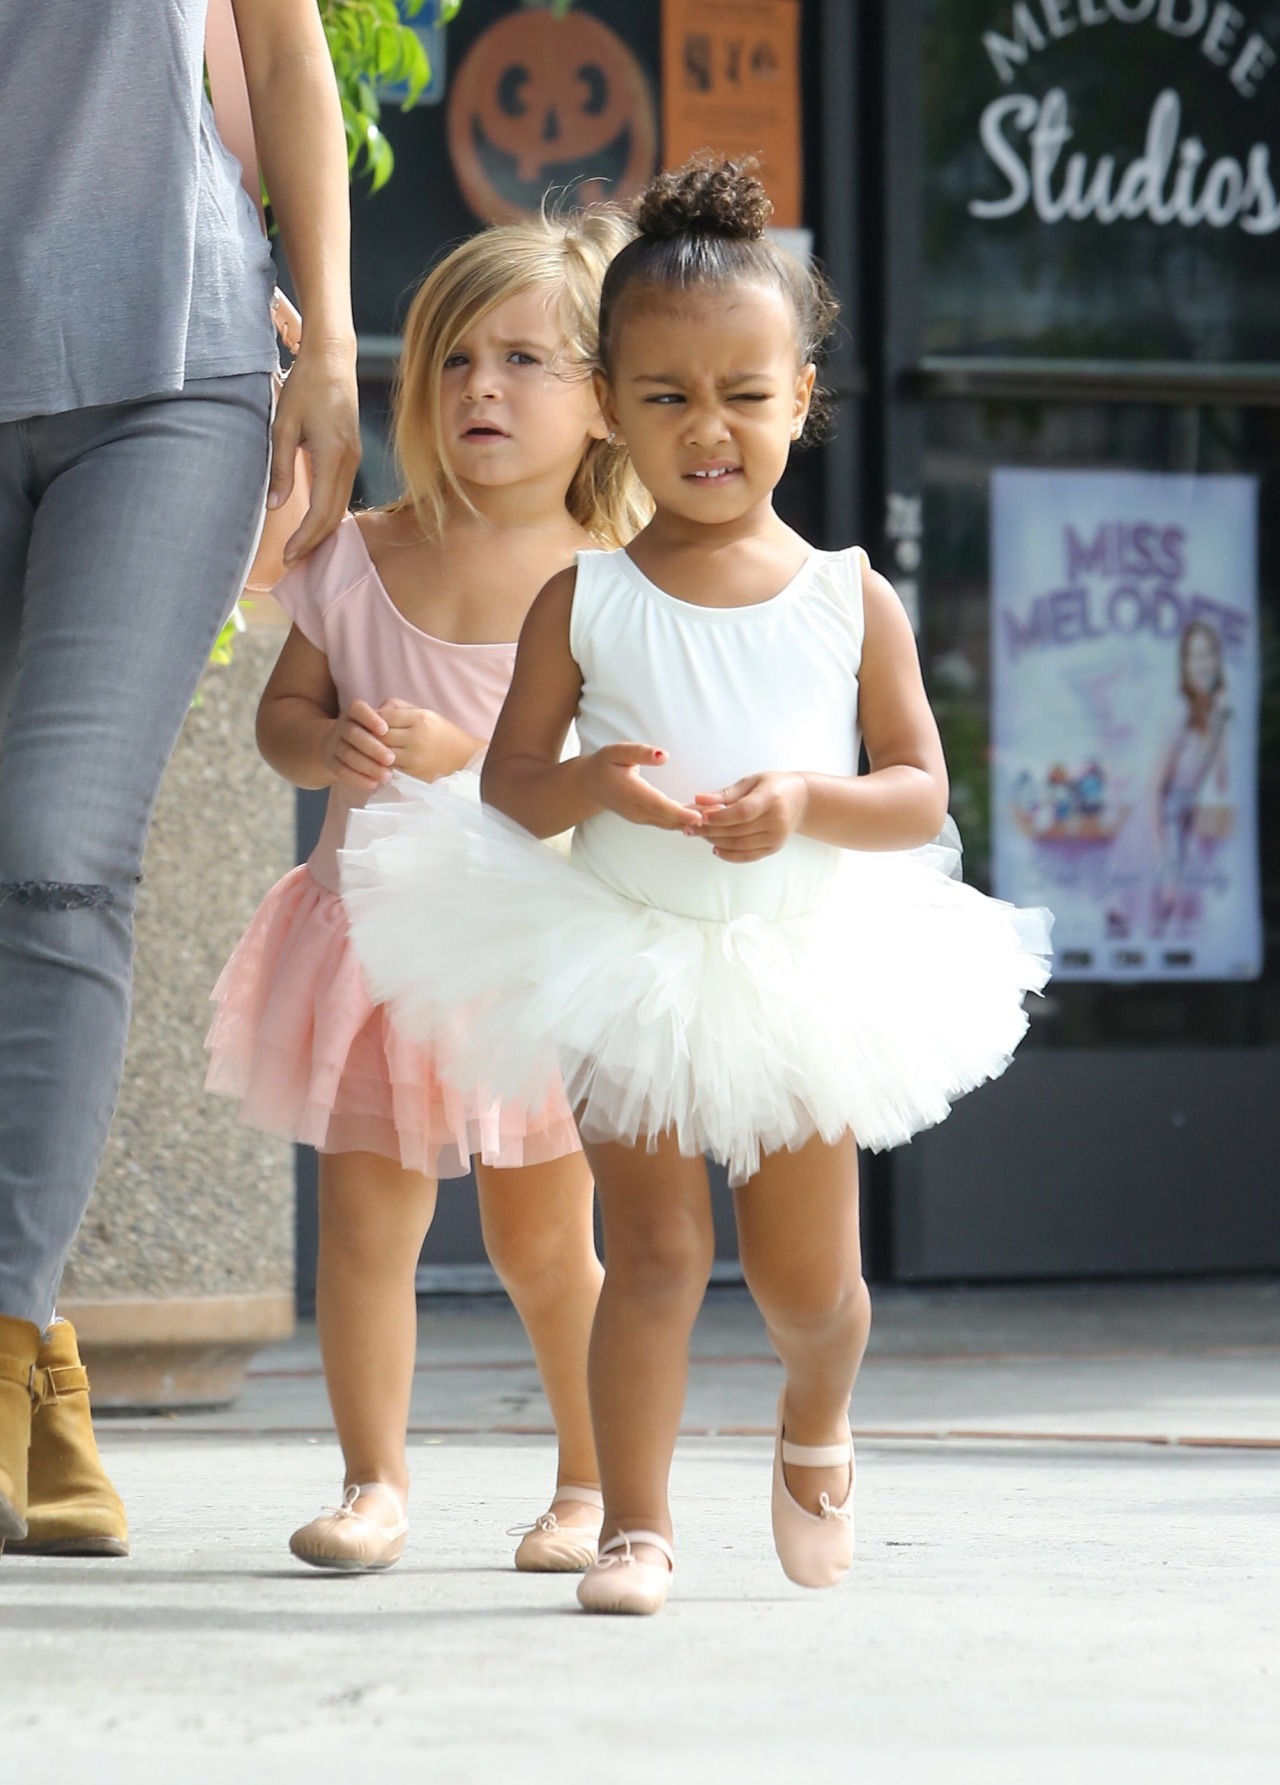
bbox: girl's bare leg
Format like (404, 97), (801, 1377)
(475, 1153), (602, 1500)
(734, 1131), (870, 1513)
(584, 1134), (715, 1560)
(316, 1149), (438, 1522)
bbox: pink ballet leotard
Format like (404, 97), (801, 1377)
(204, 514), (579, 1175)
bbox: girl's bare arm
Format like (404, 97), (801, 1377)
(482, 569), (702, 837)
(256, 626), (394, 793)
(800, 563), (950, 848)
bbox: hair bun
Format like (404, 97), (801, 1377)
(634, 155), (772, 242)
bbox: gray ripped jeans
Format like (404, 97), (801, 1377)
(0, 373), (272, 1325)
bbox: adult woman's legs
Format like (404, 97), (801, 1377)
(0, 374), (271, 1327)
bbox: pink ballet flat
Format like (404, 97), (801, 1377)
(289, 1482), (408, 1573)
(510, 1483), (604, 1573)
(576, 1529), (675, 1616)
(771, 1391), (855, 1588)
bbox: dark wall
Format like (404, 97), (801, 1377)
(349, 1), (839, 541)
(351, 0), (663, 336)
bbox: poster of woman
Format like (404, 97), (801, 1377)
(991, 468), (1262, 981)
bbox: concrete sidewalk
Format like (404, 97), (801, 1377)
(3, 1282), (1278, 1784)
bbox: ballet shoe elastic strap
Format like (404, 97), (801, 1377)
(781, 1437), (853, 1468)
(336, 1481), (408, 1530)
(552, 1484), (605, 1511)
(597, 1530), (675, 1570)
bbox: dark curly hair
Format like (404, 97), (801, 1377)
(597, 155), (839, 439)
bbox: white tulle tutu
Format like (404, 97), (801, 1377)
(340, 775), (1052, 1185)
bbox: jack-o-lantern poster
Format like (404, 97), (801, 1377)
(447, 2), (659, 223)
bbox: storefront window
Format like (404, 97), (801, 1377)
(896, 3), (1280, 1050)
(922, 0), (1280, 359)
(922, 395), (1280, 1044)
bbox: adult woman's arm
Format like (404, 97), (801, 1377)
(233, 0), (361, 561)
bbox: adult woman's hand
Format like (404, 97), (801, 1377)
(270, 338), (361, 564)
(235, 0), (362, 557)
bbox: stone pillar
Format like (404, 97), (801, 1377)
(60, 608), (296, 1408)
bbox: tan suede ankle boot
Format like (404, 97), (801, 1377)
(6, 1319), (129, 1556)
(0, 1312), (40, 1544)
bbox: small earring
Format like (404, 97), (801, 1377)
(607, 430), (618, 444)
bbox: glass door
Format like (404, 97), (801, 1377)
(876, 1), (1280, 1278)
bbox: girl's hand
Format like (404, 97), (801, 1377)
(321, 700), (395, 792)
(693, 773), (809, 862)
(584, 744), (705, 831)
(377, 699), (479, 784)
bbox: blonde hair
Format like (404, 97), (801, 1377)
(390, 209), (650, 548)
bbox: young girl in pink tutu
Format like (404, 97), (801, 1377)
(342, 158), (1051, 1612)
(206, 211), (646, 1573)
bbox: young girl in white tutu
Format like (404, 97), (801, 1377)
(342, 157), (1051, 1612)
(206, 212), (649, 1573)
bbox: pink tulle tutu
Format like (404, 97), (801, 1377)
(204, 865), (580, 1177)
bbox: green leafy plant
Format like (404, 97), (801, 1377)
(210, 602), (246, 671)
(322, 0), (462, 193)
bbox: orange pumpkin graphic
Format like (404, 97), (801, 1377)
(447, 7), (658, 224)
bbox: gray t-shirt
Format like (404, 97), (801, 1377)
(0, 0), (279, 423)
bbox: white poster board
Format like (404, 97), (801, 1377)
(991, 469), (1261, 982)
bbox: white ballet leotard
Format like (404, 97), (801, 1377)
(341, 541), (1053, 1182)
(570, 547), (865, 924)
